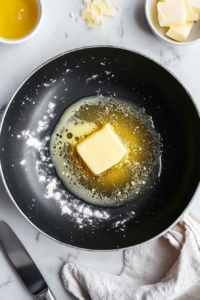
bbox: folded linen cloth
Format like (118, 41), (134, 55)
(62, 210), (200, 300)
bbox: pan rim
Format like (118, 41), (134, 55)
(0, 45), (200, 251)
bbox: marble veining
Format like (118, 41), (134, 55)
(0, 0), (200, 299)
(0, 276), (12, 288)
(159, 47), (182, 67)
(36, 232), (41, 242)
(118, 19), (124, 38)
(58, 251), (81, 266)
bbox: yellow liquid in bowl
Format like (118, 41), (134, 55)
(0, 0), (39, 39)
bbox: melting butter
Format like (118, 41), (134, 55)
(50, 95), (162, 207)
(65, 119), (98, 145)
(77, 124), (128, 176)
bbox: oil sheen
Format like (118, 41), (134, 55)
(0, 0), (39, 39)
(50, 95), (162, 207)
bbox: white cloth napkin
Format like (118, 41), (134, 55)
(62, 209), (200, 300)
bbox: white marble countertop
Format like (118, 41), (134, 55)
(0, 0), (200, 299)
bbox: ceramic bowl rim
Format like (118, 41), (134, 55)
(145, 0), (200, 46)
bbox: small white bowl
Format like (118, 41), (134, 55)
(0, 0), (43, 45)
(145, 0), (200, 46)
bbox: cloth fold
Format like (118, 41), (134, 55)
(62, 210), (200, 300)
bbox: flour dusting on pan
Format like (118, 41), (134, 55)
(17, 101), (122, 229)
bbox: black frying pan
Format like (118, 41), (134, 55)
(0, 46), (200, 250)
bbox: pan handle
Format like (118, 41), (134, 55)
(36, 288), (56, 300)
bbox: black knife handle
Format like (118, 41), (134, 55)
(37, 288), (56, 300)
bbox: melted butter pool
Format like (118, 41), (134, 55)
(50, 95), (162, 207)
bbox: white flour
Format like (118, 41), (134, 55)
(17, 100), (117, 229)
(86, 74), (99, 82)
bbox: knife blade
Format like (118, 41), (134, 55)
(0, 221), (56, 300)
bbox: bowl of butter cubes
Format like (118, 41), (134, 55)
(145, 0), (200, 45)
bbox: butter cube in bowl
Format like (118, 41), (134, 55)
(145, 0), (200, 45)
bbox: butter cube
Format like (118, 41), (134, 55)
(166, 21), (194, 41)
(77, 124), (127, 175)
(189, 0), (200, 20)
(162, 0), (198, 21)
(157, 1), (186, 27)
(184, 0), (198, 21)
